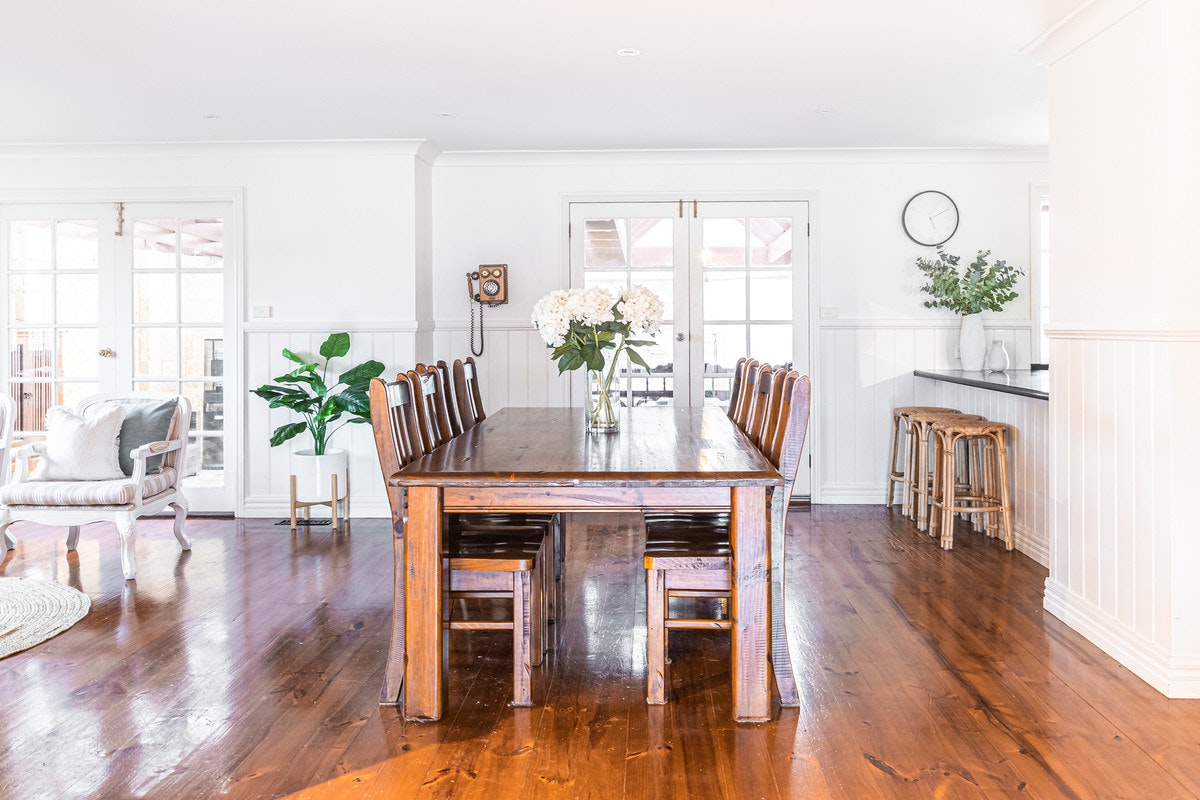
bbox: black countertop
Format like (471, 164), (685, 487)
(914, 369), (1049, 401)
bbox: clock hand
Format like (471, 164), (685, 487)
(929, 209), (949, 221)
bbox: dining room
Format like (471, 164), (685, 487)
(3, 0), (1200, 797)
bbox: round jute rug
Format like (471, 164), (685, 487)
(0, 577), (91, 659)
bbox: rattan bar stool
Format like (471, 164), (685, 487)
(928, 417), (1014, 551)
(885, 406), (959, 517)
(905, 409), (985, 531)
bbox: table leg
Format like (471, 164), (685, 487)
(379, 487), (406, 705)
(768, 485), (800, 707)
(730, 485), (771, 722)
(404, 485), (445, 720)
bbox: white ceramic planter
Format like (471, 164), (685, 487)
(291, 449), (348, 502)
(959, 313), (986, 372)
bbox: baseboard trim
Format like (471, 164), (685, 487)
(241, 497), (391, 519)
(1043, 579), (1200, 699)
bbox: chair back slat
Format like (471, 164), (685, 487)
(453, 357), (487, 430)
(435, 360), (463, 437)
(750, 367), (786, 450)
(414, 364), (455, 446)
(726, 357), (748, 420)
(743, 363), (774, 443)
(408, 369), (451, 453)
(731, 358), (761, 432)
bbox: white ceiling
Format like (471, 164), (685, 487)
(0, 0), (1080, 152)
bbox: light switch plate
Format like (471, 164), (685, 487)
(252, 305), (272, 318)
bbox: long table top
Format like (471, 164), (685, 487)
(390, 406), (783, 488)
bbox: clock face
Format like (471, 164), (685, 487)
(902, 190), (959, 246)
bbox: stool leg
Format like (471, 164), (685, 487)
(982, 438), (999, 539)
(939, 433), (957, 550)
(900, 418), (914, 518)
(995, 431), (1015, 550)
(916, 424), (932, 531)
(885, 413), (901, 507)
(929, 430), (943, 540)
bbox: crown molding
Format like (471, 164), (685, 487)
(1021, 0), (1152, 65)
(0, 140), (430, 160)
(433, 147), (1049, 169)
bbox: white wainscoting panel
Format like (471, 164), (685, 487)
(1042, 332), (1200, 698)
(814, 320), (1032, 505)
(242, 326), (418, 519)
(429, 322), (570, 411)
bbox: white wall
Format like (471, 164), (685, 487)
(430, 150), (1047, 503)
(1034, 0), (1200, 697)
(0, 143), (1048, 516)
(0, 141), (426, 517)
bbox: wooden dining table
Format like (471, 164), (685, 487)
(383, 405), (783, 723)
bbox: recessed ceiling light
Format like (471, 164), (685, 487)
(201, 114), (222, 120)
(616, 48), (641, 57)
(434, 112), (456, 118)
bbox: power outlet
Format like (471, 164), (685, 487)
(819, 307), (838, 319)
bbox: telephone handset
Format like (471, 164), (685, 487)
(467, 264), (509, 356)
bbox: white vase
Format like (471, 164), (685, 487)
(987, 339), (1010, 372)
(291, 449), (348, 502)
(958, 313), (986, 371)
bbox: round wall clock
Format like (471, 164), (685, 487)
(902, 190), (959, 247)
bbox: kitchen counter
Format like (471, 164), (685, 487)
(913, 369), (1048, 401)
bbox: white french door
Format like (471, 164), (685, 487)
(1, 201), (238, 511)
(569, 199), (811, 494)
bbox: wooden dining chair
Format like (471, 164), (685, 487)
(642, 368), (811, 705)
(369, 375), (548, 706)
(452, 357), (486, 431)
(414, 363), (565, 594)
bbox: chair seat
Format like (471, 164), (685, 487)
(0, 468), (178, 507)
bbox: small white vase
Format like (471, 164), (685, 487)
(291, 449), (348, 502)
(987, 339), (1010, 372)
(958, 313), (986, 372)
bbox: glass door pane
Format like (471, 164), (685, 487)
(124, 210), (229, 509)
(570, 203), (689, 407)
(3, 212), (109, 433)
(692, 204), (808, 406)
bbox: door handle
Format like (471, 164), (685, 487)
(675, 333), (685, 342)
(98, 348), (114, 358)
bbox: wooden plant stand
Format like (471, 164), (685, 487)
(289, 473), (350, 531)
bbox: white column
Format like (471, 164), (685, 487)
(1030, 0), (1200, 696)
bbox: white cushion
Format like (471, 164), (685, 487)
(0, 469), (178, 506)
(31, 405), (126, 481)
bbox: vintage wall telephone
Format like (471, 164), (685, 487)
(466, 264), (509, 356)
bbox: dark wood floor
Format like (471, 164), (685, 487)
(2, 507), (1199, 799)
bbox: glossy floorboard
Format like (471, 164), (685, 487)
(2, 508), (1199, 799)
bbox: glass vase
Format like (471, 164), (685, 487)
(585, 358), (621, 434)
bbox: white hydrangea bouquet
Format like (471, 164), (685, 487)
(531, 284), (664, 431)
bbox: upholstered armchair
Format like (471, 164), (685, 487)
(0, 393), (192, 581)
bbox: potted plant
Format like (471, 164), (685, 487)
(251, 332), (385, 506)
(915, 248), (1025, 371)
